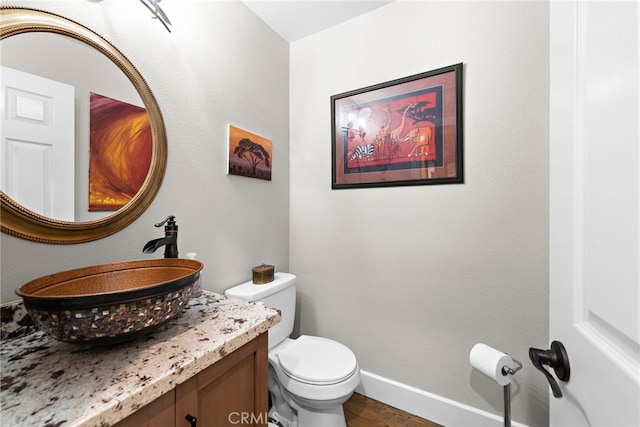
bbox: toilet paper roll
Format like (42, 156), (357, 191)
(469, 343), (514, 386)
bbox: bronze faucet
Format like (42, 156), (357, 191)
(143, 215), (179, 258)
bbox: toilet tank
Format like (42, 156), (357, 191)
(225, 272), (296, 349)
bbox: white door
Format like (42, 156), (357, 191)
(549, 1), (639, 425)
(0, 66), (75, 220)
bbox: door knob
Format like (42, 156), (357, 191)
(529, 340), (570, 398)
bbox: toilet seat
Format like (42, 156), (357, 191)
(277, 335), (358, 385)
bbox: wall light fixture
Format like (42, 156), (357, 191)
(139, 0), (171, 32)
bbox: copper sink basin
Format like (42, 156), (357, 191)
(16, 258), (203, 345)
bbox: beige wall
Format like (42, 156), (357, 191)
(0, 0), (290, 300)
(289, 2), (550, 426)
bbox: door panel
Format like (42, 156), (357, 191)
(549, 1), (639, 425)
(4, 137), (53, 215)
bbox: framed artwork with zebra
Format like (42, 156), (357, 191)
(331, 63), (463, 189)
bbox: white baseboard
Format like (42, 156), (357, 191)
(354, 370), (529, 427)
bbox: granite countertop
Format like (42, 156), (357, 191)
(0, 291), (280, 427)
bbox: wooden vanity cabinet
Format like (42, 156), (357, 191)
(113, 390), (175, 427)
(115, 333), (269, 427)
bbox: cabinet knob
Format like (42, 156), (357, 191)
(185, 414), (197, 427)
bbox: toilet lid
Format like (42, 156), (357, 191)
(277, 335), (358, 385)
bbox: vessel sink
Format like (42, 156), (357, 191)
(16, 258), (203, 345)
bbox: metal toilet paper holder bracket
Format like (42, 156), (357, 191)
(502, 356), (522, 427)
(502, 357), (523, 376)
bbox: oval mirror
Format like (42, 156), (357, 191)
(0, 7), (167, 244)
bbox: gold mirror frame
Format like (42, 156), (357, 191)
(0, 7), (167, 244)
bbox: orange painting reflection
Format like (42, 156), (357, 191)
(89, 92), (152, 211)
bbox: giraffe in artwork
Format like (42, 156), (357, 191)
(374, 106), (392, 159)
(389, 103), (416, 157)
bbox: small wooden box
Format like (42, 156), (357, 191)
(252, 264), (274, 284)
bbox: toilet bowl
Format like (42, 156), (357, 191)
(225, 273), (361, 427)
(270, 336), (360, 426)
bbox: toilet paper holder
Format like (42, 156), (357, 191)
(469, 344), (523, 427)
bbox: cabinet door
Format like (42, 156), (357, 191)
(176, 333), (269, 427)
(113, 389), (175, 427)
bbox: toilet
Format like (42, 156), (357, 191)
(225, 273), (360, 427)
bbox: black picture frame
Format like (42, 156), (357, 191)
(331, 63), (463, 189)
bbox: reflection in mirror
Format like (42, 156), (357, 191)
(0, 7), (167, 244)
(1, 32), (148, 222)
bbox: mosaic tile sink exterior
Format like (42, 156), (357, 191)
(27, 282), (195, 344)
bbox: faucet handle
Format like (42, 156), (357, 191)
(154, 215), (176, 228)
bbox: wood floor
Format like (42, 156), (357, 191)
(344, 393), (442, 427)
